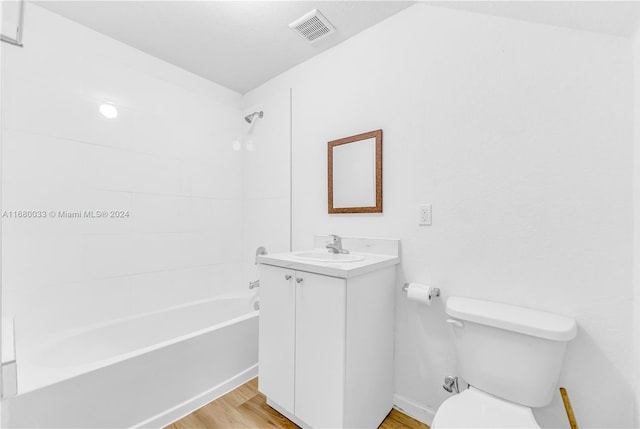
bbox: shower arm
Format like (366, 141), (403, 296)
(244, 111), (264, 124)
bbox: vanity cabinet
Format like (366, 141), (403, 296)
(258, 262), (396, 429)
(258, 265), (296, 413)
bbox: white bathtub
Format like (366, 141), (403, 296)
(3, 294), (259, 428)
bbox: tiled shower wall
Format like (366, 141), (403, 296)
(1, 5), (244, 341)
(634, 29), (640, 429)
(241, 91), (292, 287)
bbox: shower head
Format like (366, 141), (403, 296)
(244, 111), (263, 123)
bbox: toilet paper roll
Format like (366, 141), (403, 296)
(406, 283), (434, 306)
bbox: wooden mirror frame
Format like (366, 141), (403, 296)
(328, 129), (382, 214)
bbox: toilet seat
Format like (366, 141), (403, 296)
(431, 387), (541, 429)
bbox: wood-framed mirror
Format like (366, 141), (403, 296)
(328, 129), (382, 214)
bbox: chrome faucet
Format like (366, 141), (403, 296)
(326, 234), (349, 254)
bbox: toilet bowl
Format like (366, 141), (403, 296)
(431, 387), (540, 429)
(432, 297), (577, 429)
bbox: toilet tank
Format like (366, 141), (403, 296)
(446, 297), (577, 408)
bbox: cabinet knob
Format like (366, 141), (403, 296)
(285, 274), (292, 280)
(296, 277), (304, 284)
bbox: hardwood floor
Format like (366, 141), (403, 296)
(166, 378), (430, 429)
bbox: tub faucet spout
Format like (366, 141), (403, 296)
(326, 235), (349, 254)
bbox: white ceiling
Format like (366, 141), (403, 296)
(433, 1), (640, 39)
(36, 1), (640, 94)
(35, 1), (414, 94)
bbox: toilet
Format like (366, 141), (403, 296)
(432, 296), (577, 429)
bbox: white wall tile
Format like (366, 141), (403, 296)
(8, 262), (243, 339)
(242, 92), (290, 200)
(2, 184), (132, 236)
(242, 197), (290, 285)
(633, 30), (640, 429)
(240, 91), (291, 287)
(1, 5), (244, 348)
(2, 234), (85, 292)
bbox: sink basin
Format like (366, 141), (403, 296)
(293, 251), (365, 263)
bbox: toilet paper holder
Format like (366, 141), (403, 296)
(402, 283), (441, 299)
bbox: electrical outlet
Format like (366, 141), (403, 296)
(419, 204), (432, 226)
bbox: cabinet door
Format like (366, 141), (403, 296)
(295, 271), (346, 428)
(258, 264), (296, 413)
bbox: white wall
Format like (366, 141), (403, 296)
(1, 4), (244, 344)
(241, 91), (291, 287)
(0, 1), (7, 419)
(246, 4), (635, 428)
(633, 28), (640, 429)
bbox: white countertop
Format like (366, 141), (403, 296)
(257, 249), (400, 279)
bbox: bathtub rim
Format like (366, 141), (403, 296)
(16, 293), (259, 395)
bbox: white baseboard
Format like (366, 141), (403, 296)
(393, 393), (436, 427)
(134, 364), (259, 429)
(134, 366), (435, 429)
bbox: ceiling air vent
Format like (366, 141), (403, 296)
(289, 9), (336, 44)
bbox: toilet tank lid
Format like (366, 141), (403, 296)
(446, 297), (577, 341)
